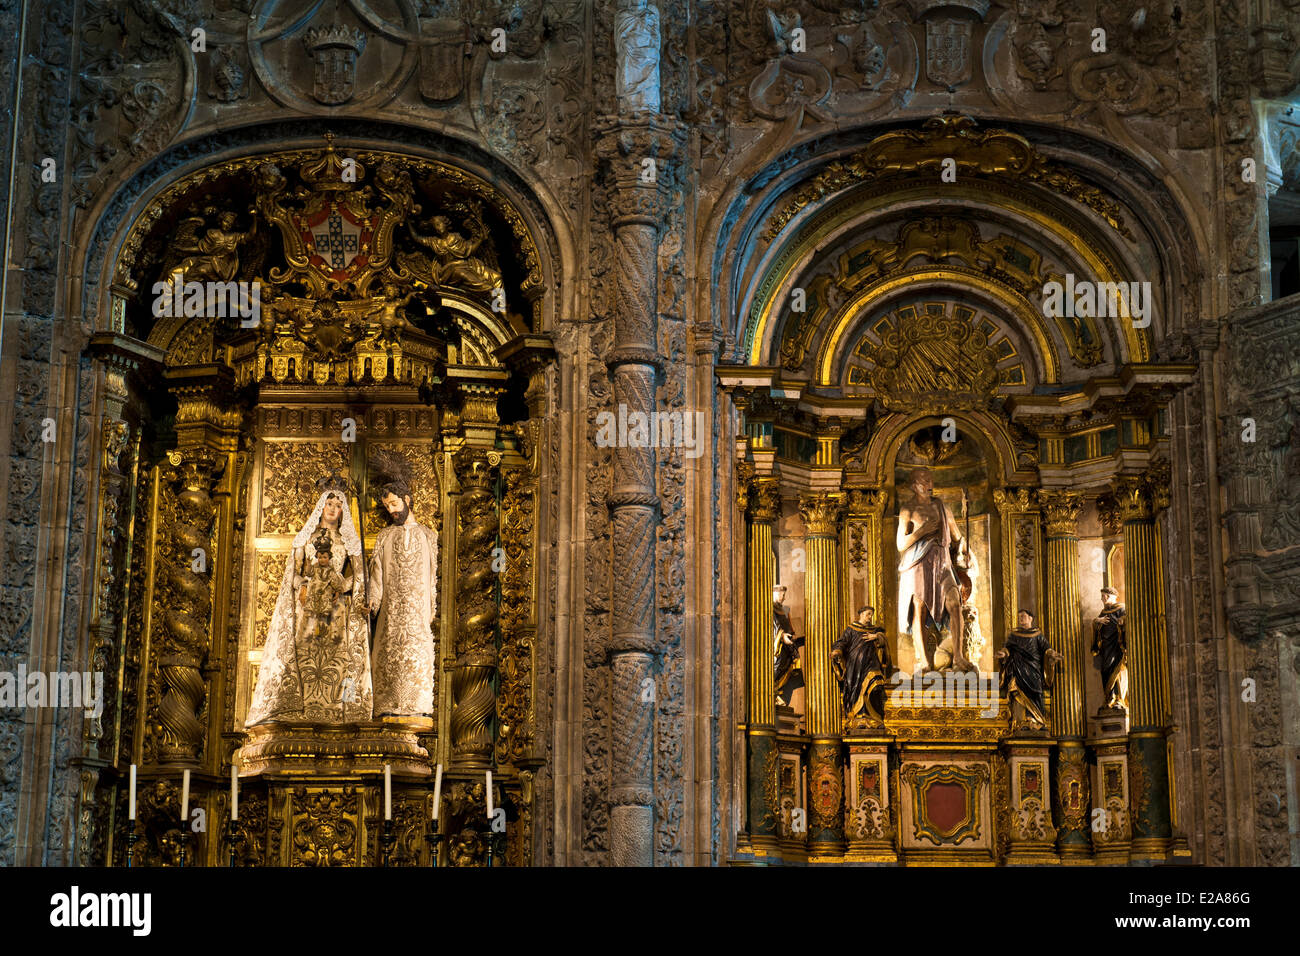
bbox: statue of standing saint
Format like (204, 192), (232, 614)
(367, 477), (438, 719)
(1092, 586), (1127, 713)
(773, 584), (804, 707)
(896, 467), (974, 672)
(997, 609), (1062, 732)
(614, 0), (661, 113)
(831, 605), (891, 729)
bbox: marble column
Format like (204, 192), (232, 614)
(800, 493), (845, 854)
(1112, 467), (1173, 859)
(744, 476), (780, 852)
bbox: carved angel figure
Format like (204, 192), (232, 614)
(162, 210), (257, 284)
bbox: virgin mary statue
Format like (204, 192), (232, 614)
(246, 484), (374, 724)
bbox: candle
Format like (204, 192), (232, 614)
(486, 770), (494, 818)
(181, 769), (190, 822)
(231, 764), (238, 822)
(384, 764), (392, 821)
(128, 764), (136, 821)
(432, 764), (442, 821)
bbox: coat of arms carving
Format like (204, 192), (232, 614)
(926, 18), (973, 88)
(419, 18), (470, 102)
(303, 24), (367, 105)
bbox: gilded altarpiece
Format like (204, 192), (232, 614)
(724, 118), (1192, 867)
(79, 141), (550, 867)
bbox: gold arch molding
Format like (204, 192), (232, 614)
(112, 141), (547, 332)
(868, 410), (1025, 488)
(816, 270), (1059, 387)
(744, 172), (1155, 372)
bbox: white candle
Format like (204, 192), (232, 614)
(486, 770), (494, 818)
(432, 764), (443, 821)
(181, 769), (190, 821)
(231, 764), (238, 822)
(384, 764), (392, 821)
(128, 764), (136, 821)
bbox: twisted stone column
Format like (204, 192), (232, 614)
(1037, 490), (1089, 858)
(744, 476), (780, 850)
(451, 447), (499, 768)
(1112, 468), (1173, 858)
(595, 117), (678, 866)
(800, 493), (845, 852)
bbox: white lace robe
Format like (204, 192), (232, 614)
(368, 518), (438, 716)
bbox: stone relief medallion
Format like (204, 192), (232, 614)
(925, 17), (973, 88)
(248, 0), (420, 111)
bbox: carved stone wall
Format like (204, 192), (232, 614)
(3, 0), (1299, 866)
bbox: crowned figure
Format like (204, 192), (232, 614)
(247, 476), (373, 724)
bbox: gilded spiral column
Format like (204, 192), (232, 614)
(800, 493), (845, 853)
(595, 116), (680, 867)
(744, 476), (780, 851)
(451, 447), (499, 768)
(1037, 490), (1089, 858)
(155, 450), (219, 765)
(1113, 468), (1173, 858)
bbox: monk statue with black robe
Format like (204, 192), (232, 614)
(831, 605), (892, 730)
(1092, 586), (1127, 713)
(997, 609), (1062, 732)
(772, 584), (804, 707)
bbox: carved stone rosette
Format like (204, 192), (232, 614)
(451, 446), (499, 768)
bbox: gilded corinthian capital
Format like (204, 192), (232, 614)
(747, 476), (782, 523)
(1036, 489), (1084, 537)
(798, 493), (844, 536)
(1112, 475), (1153, 523)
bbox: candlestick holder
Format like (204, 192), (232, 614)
(226, 819), (237, 868)
(485, 826), (505, 868)
(126, 827), (139, 868)
(179, 828), (190, 868)
(381, 819), (395, 867)
(426, 826), (445, 867)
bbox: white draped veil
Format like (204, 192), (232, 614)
(246, 490), (370, 725)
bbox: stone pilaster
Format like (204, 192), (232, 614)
(744, 476), (780, 851)
(799, 493), (844, 853)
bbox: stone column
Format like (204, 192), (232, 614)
(800, 493), (845, 854)
(1037, 490), (1090, 858)
(1112, 466), (1173, 859)
(595, 117), (679, 867)
(744, 475), (780, 852)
